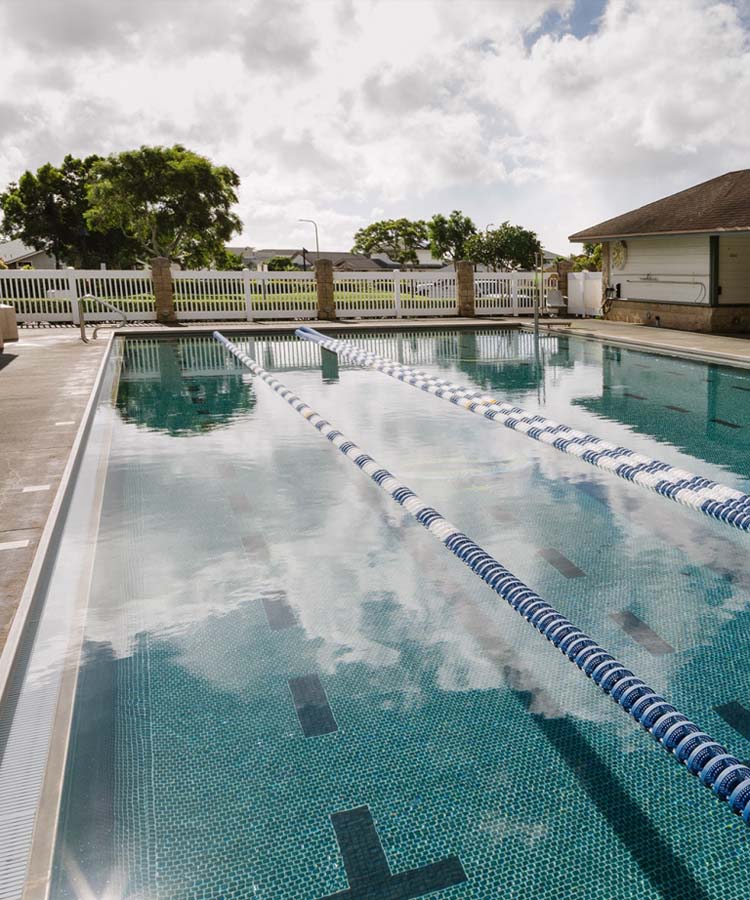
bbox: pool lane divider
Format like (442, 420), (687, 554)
(295, 326), (750, 536)
(214, 330), (750, 827)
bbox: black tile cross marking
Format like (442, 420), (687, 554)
(537, 547), (585, 579)
(711, 418), (742, 429)
(288, 675), (338, 737)
(610, 611), (675, 656)
(318, 806), (467, 900)
(714, 701), (750, 740)
(261, 591), (298, 630)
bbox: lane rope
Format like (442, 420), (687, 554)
(214, 330), (750, 826)
(295, 326), (750, 535)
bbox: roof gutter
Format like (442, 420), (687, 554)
(569, 227), (750, 243)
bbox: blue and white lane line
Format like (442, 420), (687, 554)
(295, 326), (750, 535)
(213, 330), (750, 826)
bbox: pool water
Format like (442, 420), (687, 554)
(51, 328), (750, 900)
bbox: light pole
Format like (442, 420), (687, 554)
(299, 219), (320, 257)
(485, 223), (494, 234)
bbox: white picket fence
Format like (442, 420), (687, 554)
(475, 272), (558, 316)
(0, 268), (559, 324)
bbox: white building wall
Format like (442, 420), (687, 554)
(610, 235), (710, 304)
(718, 234), (750, 304)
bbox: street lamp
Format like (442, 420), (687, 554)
(485, 223), (494, 234)
(298, 218), (320, 257)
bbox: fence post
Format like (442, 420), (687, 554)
(151, 257), (177, 324)
(456, 260), (475, 317)
(68, 269), (80, 325)
(315, 259), (336, 320)
(393, 270), (401, 318)
(243, 269), (254, 321)
(512, 272), (519, 316)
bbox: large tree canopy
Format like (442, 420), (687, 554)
(426, 210), (477, 264)
(351, 218), (428, 266)
(0, 154), (139, 268)
(572, 242), (602, 271)
(86, 145), (241, 267)
(465, 222), (541, 271)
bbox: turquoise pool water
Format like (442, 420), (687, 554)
(51, 329), (750, 900)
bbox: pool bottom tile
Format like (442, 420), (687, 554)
(320, 805), (466, 900)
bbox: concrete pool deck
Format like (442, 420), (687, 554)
(3, 315), (750, 653)
(0, 330), (108, 650)
(526, 318), (750, 368)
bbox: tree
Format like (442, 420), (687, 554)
(0, 155), (139, 268)
(117, 340), (255, 436)
(351, 218), (428, 266)
(465, 222), (541, 270)
(572, 242), (602, 271)
(86, 145), (241, 266)
(266, 255), (298, 271)
(427, 210), (477, 264)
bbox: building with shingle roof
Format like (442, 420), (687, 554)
(569, 171), (750, 333)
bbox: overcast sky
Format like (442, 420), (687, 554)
(1, 0), (749, 255)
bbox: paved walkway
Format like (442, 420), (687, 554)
(0, 329), (107, 650)
(529, 318), (750, 367)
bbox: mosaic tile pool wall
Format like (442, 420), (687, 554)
(52, 329), (750, 899)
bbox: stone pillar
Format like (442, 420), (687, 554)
(315, 259), (335, 321)
(456, 260), (475, 317)
(600, 242), (611, 315)
(151, 257), (177, 325)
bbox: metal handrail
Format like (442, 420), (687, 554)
(78, 294), (127, 342)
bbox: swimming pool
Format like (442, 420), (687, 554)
(4, 326), (750, 900)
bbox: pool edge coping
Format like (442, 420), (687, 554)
(0, 331), (116, 900)
(522, 322), (750, 370)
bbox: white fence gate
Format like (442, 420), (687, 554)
(567, 271), (603, 317)
(334, 271), (458, 318)
(474, 272), (558, 316)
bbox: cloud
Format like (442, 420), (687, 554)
(0, 0), (749, 252)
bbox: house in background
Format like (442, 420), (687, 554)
(226, 246), (448, 271)
(0, 239), (56, 269)
(569, 171), (750, 333)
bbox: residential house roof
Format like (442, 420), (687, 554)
(569, 170), (750, 242)
(0, 238), (46, 264)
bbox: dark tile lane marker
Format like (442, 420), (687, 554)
(261, 591), (298, 630)
(711, 418), (742, 429)
(714, 701), (750, 741)
(732, 385), (750, 393)
(609, 611), (675, 656)
(624, 392), (646, 400)
(537, 547), (585, 579)
(664, 404), (689, 414)
(318, 806), (466, 900)
(288, 675), (338, 737)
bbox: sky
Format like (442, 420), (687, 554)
(1, 0), (749, 256)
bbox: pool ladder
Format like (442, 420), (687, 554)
(78, 294), (127, 343)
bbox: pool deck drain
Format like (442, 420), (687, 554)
(0, 330), (107, 653)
